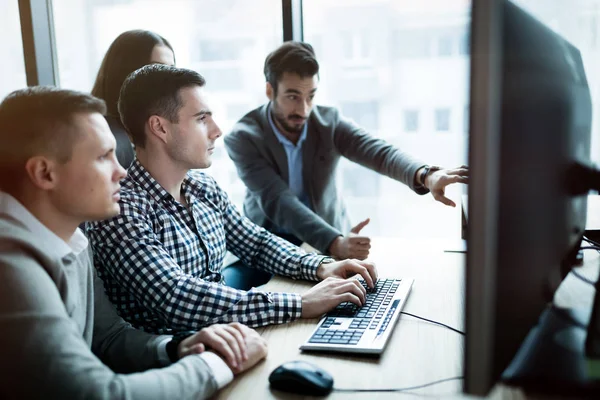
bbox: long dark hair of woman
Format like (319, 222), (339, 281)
(91, 30), (175, 117)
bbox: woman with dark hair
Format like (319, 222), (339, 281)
(92, 30), (175, 168)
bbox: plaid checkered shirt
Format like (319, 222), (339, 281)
(87, 159), (324, 334)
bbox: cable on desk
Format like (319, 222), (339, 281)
(571, 269), (597, 287)
(400, 311), (465, 335)
(580, 246), (600, 251)
(583, 236), (600, 248)
(334, 376), (464, 393)
(572, 244), (599, 287)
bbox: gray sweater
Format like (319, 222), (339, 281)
(0, 192), (222, 399)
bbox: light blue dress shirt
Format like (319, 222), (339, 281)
(267, 105), (311, 210)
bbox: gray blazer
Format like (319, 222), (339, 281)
(224, 104), (428, 253)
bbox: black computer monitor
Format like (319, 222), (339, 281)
(465, 0), (593, 395)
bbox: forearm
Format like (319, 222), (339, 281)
(225, 212), (324, 282)
(0, 269), (220, 400)
(250, 230), (323, 280)
(1, 327), (220, 400)
(206, 290), (304, 327)
(98, 255), (304, 330)
(335, 121), (428, 193)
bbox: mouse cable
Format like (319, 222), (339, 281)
(571, 269), (597, 287)
(334, 376), (464, 393)
(580, 246), (600, 251)
(583, 235), (600, 248)
(573, 245), (599, 287)
(400, 311), (465, 335)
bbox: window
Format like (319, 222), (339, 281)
(341, 101), (379, 133)
(226, 103), (252, 122)
(0, 1), (27, 98)
(393, 30), (432, 59)
(200, 67), (243, 91)
(403, 110), (419, 132)
(437, 35), (454, 57)
(459, 29), (470, 55)
(342, 31), (371, 62)
(305, 0), (469, 239)
(342, 166), (380, 197)
(51, 0), (283, 208)
(192, 39), (253, 62)
(435, 108), (451, 132)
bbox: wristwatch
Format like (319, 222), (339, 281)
(166, 330), (197, 362)
(418, 165), (442, 188)
(320, 256), (336, 266)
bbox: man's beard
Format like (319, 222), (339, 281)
(274, 112), (306, 134)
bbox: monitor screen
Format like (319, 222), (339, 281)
(464, 0), (592, 395)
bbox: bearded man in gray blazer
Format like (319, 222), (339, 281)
(225, 41), (468, 262)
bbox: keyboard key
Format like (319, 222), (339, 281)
(330, 339), (350, 344)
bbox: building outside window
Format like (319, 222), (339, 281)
(435, 108), (451, 132)
(404, 109), (420, 132)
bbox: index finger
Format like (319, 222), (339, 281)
(352, 263), (374, 288)
(359, 260), (378, 283)
(447, 168), (469, 177)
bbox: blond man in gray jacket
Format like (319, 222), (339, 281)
(0, 86), (267, 400)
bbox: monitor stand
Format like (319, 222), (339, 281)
(501, 300), (600, 397)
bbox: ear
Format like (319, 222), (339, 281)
(147, 115), (169, 144)
(266, 82), (275, 101)
(24, 156), (58, 190)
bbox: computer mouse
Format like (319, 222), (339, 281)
(268, 360), (334, 396)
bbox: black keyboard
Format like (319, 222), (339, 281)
(308, 278), (401, 346)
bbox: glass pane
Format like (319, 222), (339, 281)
(435, 108), (451, 132)
(51, 0), (283, 207)
(403, 110), (419, 133)
(0, 0), (27, 98)
(304, 0), (470, 239)
(511, 0), (600, 165)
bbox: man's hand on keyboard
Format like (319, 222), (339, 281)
(300, 277), (367, 318)
(316, 259), (378, 289)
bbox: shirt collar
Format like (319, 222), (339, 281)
(267, 103), (308, 148)
(127, 158), (205, 204)
(128, 158), (176, 203)
(0, 191), (88, 258)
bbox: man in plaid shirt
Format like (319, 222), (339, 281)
(87, 64), (378, 334)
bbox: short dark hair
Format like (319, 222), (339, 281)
(264, 41), (319, 93)
(92, 30), (175, 118)
(0, 86), (106, 165)
(118, 64), (205, 148)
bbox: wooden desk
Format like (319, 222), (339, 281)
(216, 238), (466, 399)
(216, 237), (600, 399)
